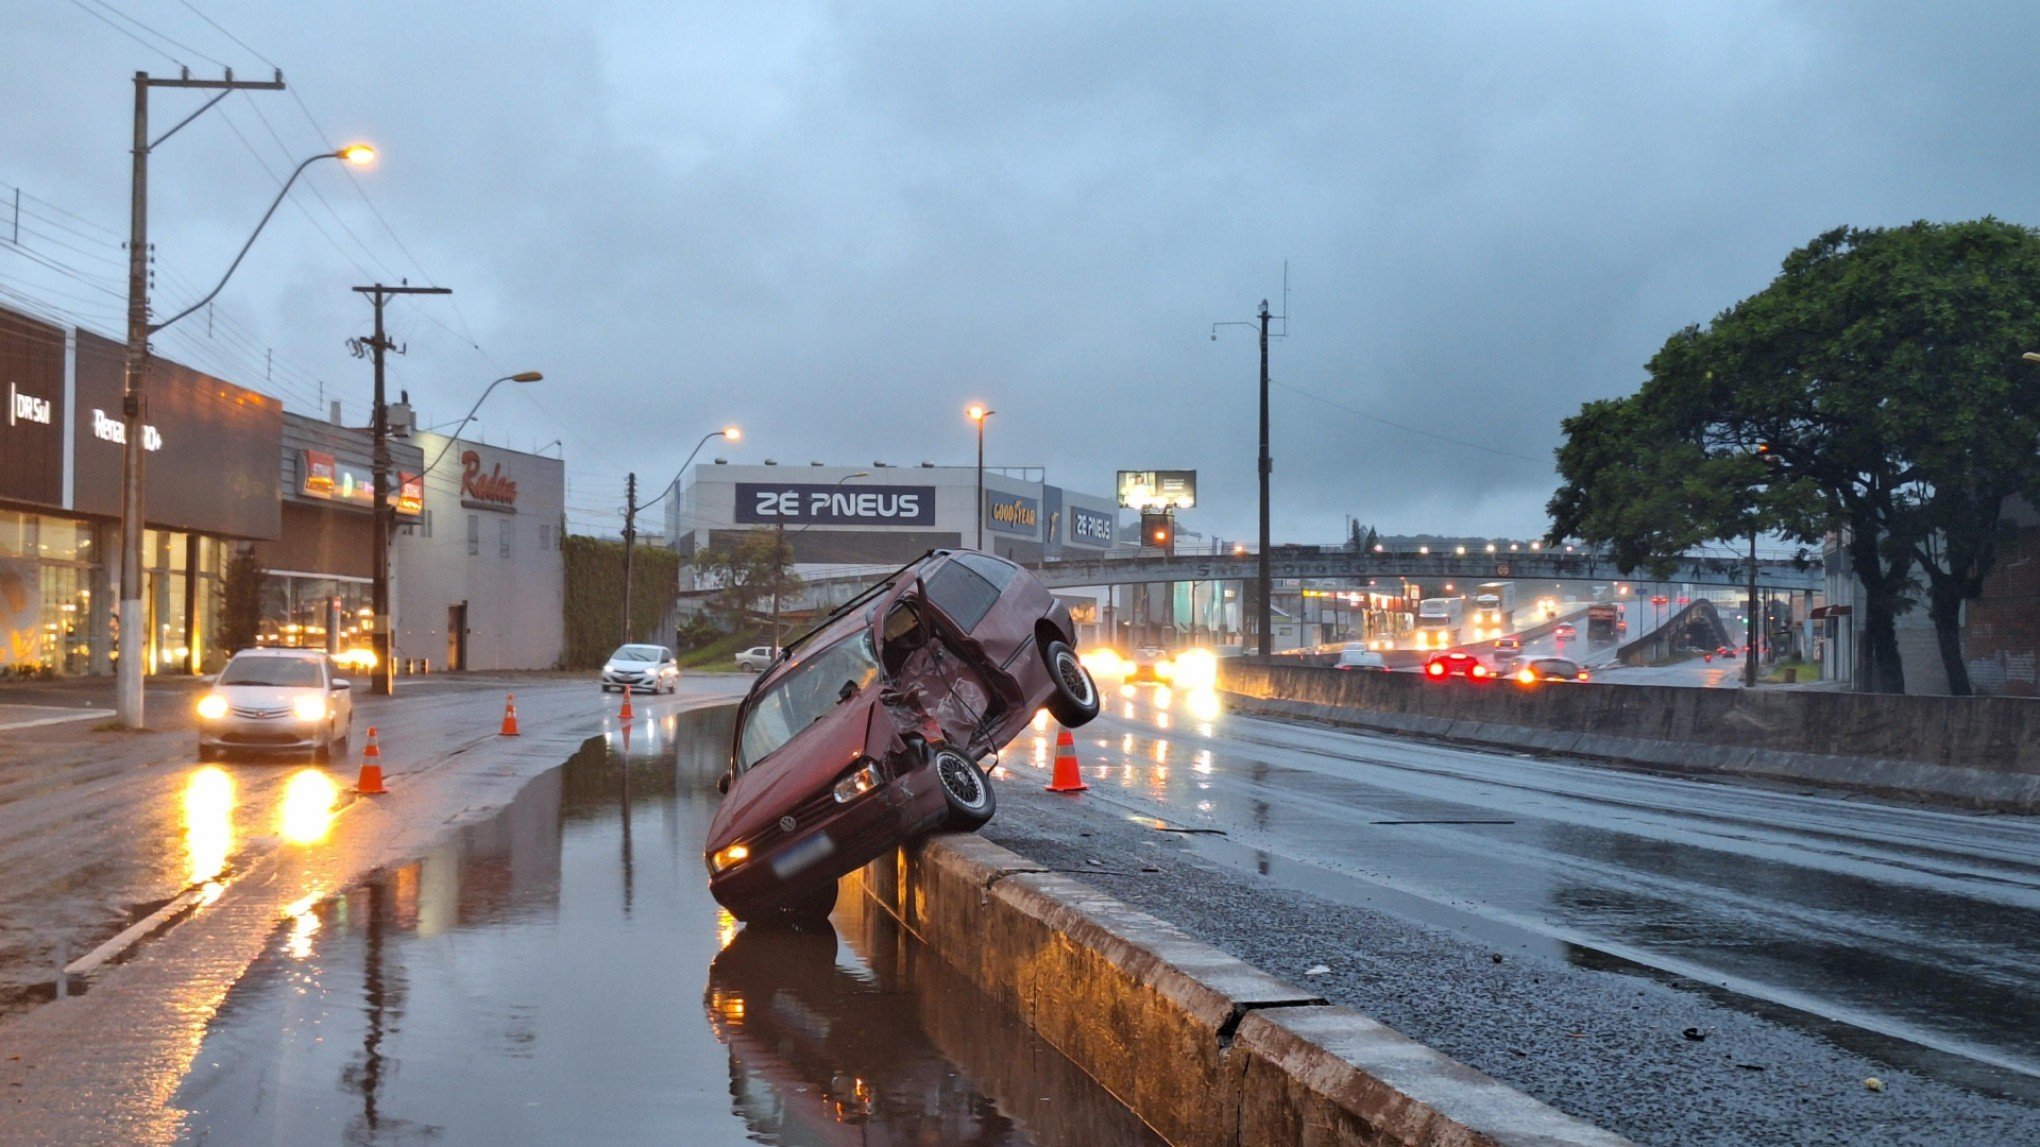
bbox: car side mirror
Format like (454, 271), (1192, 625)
(331, 678), (351, 691)
(716, 772), (732, 795)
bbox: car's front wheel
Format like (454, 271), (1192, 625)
(1042, 639), (1100, 726)
(930, 745), (996, 830)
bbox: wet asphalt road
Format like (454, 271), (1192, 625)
(172, 708), (1158, 1146)
(984, 691), (2040, 1145)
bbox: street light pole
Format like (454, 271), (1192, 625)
(1746, 531), (1760, 688)
(354, 284), (453, 697)
(968, 405), (994, 550)
(117, 66), (324, 727)
(1256, 300), (1272, 659)
(626, 426), (742, 649)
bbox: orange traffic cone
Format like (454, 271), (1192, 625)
(618, 684), (634, 723)
(1046, 727), (1088, 793)
(500, 693), (521, 736)
(357, 726), (389, 795)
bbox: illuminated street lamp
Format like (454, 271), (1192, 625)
(968, 404), (994, 549)
(116, 66), (376, 724)
(422, 372), (544, 475)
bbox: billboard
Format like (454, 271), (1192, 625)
(1067, 504), (1116, 547)
(735, 483), (937, 527)
(1116, 469), (1196, 510)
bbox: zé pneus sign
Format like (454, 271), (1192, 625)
(736, 482), (936, 527)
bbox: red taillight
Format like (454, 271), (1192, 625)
(1426, 662), (1446, 678)
(1471, 664), (1489, 679)
(1577, 671), (1590, 681)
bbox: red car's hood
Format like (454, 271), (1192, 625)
(707, 691), (886, 853)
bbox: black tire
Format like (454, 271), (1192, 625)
(930, 744), (996, 830)
(1042, 639), (1100, 727)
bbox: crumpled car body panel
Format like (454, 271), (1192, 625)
(706, 549), (1080, 918)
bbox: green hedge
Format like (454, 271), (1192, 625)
(562, 535), (681, 668)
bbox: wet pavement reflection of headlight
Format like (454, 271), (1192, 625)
(184, 766), (234, 888)
(279, 770), (340, 845)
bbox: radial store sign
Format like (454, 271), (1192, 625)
(461, 449), (518, 509)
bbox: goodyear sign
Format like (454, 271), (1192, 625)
(984, 490), (1040, 538)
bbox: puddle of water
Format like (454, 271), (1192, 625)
(173, 708), (1161, 1146)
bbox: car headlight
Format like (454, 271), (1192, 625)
(602, 663), (617, 674)
(710, 843), (751, 873)
(833, 758), (883, 804)
(292, 696), (328, 722)
(196, 693), (229, 721)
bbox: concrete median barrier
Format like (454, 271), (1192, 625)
(850, 833), (1629, 1146)
(1221, 661), (2040, 811)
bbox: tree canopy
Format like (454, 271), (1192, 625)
(1549, 219), (2040, 694)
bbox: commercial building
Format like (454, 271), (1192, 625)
(394, 425), (566, 672)
(250, 409), (424, 660)
(2, 309), (280, 677)
(663, 462), (1127, 577)
(0, 303), (567, 678)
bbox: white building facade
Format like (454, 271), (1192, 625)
(395, 432), (566, 671)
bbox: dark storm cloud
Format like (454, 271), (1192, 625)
(7, 1), (2040, 539)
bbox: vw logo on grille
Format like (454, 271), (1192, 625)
(778, 815), (797, 833)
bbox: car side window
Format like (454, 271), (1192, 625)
(953, 551), (1019, 592)
(923, 560), (1000, 633)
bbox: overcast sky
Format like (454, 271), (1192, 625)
(7, 2), (2037, 545)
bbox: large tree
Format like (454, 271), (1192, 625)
(697, 530), (801, 632)
(1551, 220), (2040, 694)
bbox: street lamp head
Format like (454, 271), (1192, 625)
(721, 426), (741, 442)
(2023, 351), (2040, 364)
(337, 143), (377, 167)
(967, 404), (993, 422)
(508, 371), (543, 383)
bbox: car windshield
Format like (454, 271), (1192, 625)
(736, 632), (881, 772)
(218, 657), (323, 688)
(611, 644), (664, 662)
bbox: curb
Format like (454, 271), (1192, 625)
(1226, 693), (2040, 812)
(850, 833), (1629, 1147)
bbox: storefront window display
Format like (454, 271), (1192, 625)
(0, 510), (101, 677)
(140, 528), (226, 676)
(258, 574), (374, 665)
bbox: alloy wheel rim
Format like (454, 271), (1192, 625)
(937, 752), (985, 807)
(1055, 650), (1095, 707)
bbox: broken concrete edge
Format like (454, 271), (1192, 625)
(1224, 693), (2040, 814)
(849, 832), (1631, 1147)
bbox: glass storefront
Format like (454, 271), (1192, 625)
(0, 510), (101, 678)
(259, 573), (374, 658)
(139, 528), (227, 676)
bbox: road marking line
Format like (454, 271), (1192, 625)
(0, 708), (115, 731)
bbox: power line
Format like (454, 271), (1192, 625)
(1271, 379), (1549, 465)
(74, 0), (230, 67)
(58, 0), (182, 65)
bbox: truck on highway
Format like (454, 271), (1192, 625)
(1414, 597), (1464, 650)
(1587, 602), (1619, 644)
(1471, 582), (1515, 640)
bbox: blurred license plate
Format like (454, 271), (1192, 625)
(772, 833), (836, 878)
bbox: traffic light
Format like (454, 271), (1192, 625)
(1142, 511), (1174, 550)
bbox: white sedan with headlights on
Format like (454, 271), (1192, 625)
(600, 643), (680, 694)
(196, 649), (354, 762)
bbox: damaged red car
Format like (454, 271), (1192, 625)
(705, 549), (1101, 925)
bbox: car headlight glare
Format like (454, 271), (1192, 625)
(292, 696), (328, 722)
(196, 693), (229, 720)
(833, 759), (883, 804)
(711, 843), (751, 872)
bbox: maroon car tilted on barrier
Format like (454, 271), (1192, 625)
(706, 549), (1101, 925)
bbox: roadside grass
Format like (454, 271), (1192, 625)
(677, 631), (762, 669)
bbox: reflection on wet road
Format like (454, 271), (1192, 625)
(174, 708), (1160, 1145)
(1007, 690), (2040, 1087)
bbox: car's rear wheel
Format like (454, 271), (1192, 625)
(931, 745), (996, 830)
(1042, 639), (1100, 727)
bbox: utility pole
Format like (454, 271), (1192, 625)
(117, 68), (286, 728)
(1745, 531), (1759, 688)
(1256, 299), (1273, 658)
(770, 517), (786, 653)
(353, 284), (451, 696)
(620, 473), (638, 644)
